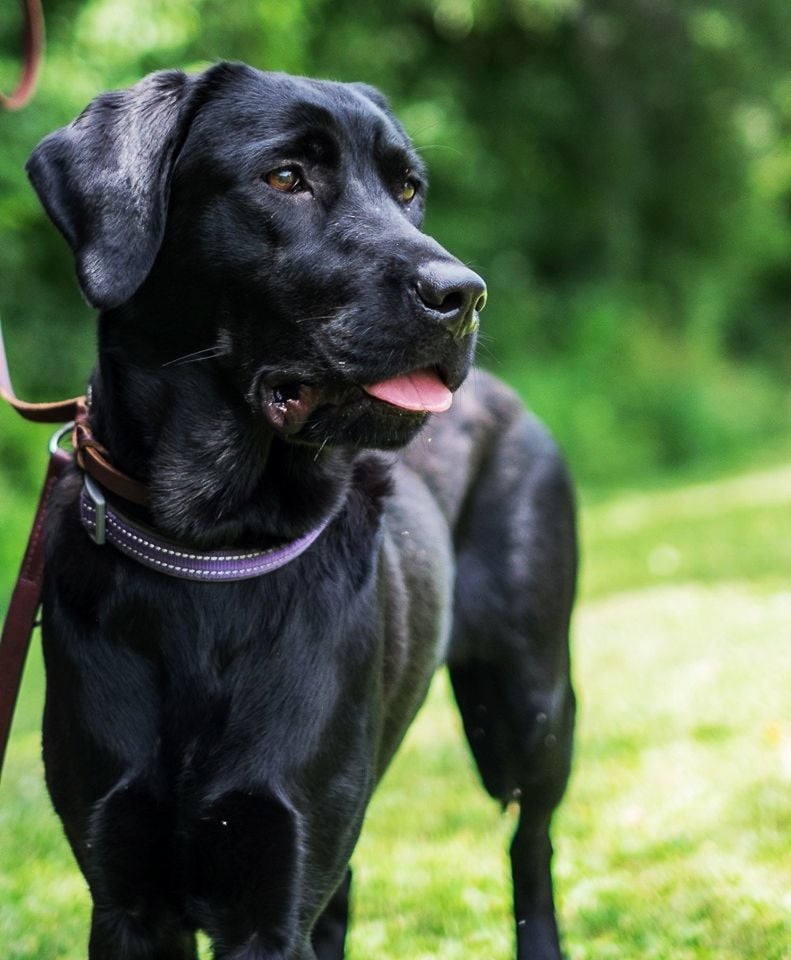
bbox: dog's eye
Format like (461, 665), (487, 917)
(400, 178), (419, 204)
(264, 167), (303, 193)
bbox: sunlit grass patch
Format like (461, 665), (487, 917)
(580, 463), (791, 599)
(556, 581), (790, 960)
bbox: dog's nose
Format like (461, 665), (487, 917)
(414, 262), (487, 339)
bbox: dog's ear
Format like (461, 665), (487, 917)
(26, 69), (202, 310)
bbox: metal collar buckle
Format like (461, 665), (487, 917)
(82, 474), (106, 546)
(48, 419), (105, 546)
(48, 420), (74, 457)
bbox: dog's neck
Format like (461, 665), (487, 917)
(87, 350), (360, 551)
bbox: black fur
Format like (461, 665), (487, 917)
(29, 62), (577, 960)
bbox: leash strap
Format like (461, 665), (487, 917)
(0, 447), (70, 782)
(0, 0), (45, 111)
(0, 319), (84, 423)
(0, 320), (92, 782)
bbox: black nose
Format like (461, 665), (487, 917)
(414, 262), (487, 339)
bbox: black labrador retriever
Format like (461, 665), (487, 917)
(26, 62), (577, 960)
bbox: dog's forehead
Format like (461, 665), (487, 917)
(201, 68), (414, 155)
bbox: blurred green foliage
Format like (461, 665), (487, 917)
(1, 0), (790, 485)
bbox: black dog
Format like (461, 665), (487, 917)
(27, 63), (577, 960)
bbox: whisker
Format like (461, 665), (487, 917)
(162, 344), (227, 367)
(415, 144), (464, 157)
(162, 346), (226, 368)
(475, 340), (501, 365)
(406, 122), (442, 139)
(172, 351), (225, 367)
(313, 437), (330, 462)
(167, 351), (225, 368)
(463, 258), (484, 271)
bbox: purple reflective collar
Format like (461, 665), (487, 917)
(79, 477), (330, 582)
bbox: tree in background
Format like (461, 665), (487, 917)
(1, 0), (789, 484)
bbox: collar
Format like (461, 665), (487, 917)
(79, 473), (331, 582)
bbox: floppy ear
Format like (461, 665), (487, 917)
(26, 69), (201, 310)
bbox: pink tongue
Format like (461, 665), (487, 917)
(363, 368), (452, 413)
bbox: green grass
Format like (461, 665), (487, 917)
(1, 458), (789, 958)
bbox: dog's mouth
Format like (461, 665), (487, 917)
(258, 367), (453, 436)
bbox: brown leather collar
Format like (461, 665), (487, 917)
(71, 401), (149, 505)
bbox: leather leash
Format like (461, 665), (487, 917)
(0, 319), (150, 779)
(0, 320), (80, 779)
(0, 446), (68, 781)
(0, 0), (45, 112)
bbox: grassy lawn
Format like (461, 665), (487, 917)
(1, 456), (789, 958)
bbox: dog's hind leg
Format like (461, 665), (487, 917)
(450, 661), (575, 960)
(310, 868), (352, 960)
(447, 411), (577, 960)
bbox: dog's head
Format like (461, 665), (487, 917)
(27, 63), (485, 451)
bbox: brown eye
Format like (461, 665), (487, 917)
(265, 167), (302, 192)
(400, 178), (418, 203)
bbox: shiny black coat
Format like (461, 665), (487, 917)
(29, 63), (577, 960)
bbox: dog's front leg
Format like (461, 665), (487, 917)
(85, 776), (197, 960)
(183, 788), (303, 959)
(41, 577), (198, 959)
